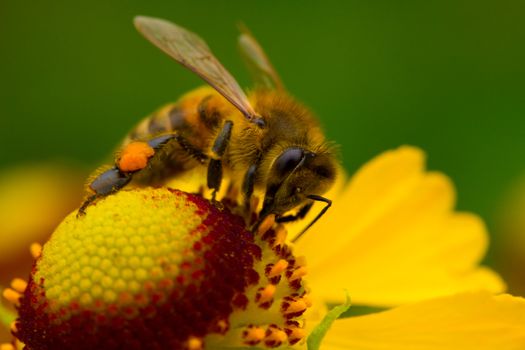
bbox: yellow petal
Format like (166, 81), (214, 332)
(297, 146), (505, 307)
(322, 292), (525, 350)
(0, 163), (82, 286)
(297, 146), (426, 267)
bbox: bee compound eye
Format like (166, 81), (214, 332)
(274, 148), (304, 176)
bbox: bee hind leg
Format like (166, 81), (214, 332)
(207, 120), (233, 202)
(78, 133), (196, 217)
(78, 195), (97, 217)
(77, 166), (133, 217)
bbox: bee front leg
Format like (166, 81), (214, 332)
(242, 164), (258, 211)
(207, 120), (233, 201)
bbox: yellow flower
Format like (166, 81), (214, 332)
(0, 163), (82, 285)
(323, 291), (525, 350)
(2, 146), (524, 350)
(294, 146), (504, 306)
(0, 163), (82, 344)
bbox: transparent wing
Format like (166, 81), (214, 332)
(238, 25), (284, 90)
(134, 16), (258, 122)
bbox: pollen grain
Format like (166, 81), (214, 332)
(10, 278), (27, 293)
(267, 259), (289, 278)
(2, 288), (21, 305)
(30, 242), (42, 259)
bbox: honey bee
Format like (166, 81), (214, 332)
(80, 16), (337, 239)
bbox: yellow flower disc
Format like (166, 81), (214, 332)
(15, 188), (311, 349)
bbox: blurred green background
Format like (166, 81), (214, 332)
(1, 1), (524, 282)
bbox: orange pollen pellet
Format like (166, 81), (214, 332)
(267, 259), (289, 278)
(10, 278), (27, 293)
(257, 214), (275, 236)
(185, 336), (203, 350)
(0, 343), (15, 350)
(289, 266), (308, 282)
(243, 326), (265, 344)
(2, 288), (21, 305)
(118, 142), (155, 172)
(283, 299), (307, 315)
(257, 284), (276, 305)
(30, 242), (42, 259)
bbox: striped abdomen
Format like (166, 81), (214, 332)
(120, 86), (240, 185)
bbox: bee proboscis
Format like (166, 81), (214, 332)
(80, 16), (338, 240)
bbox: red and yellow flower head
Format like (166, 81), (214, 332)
(2, 147), (525, 350)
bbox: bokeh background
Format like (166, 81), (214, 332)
(1, 0), (524, 314)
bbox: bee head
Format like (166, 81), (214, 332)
(261, 147), (336, 217)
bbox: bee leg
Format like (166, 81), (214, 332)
(207, 120), (234, 201)
(77, 167), (133, 217)
(173, 135), (208, 164)
(275, 201), (314, 223)
(242, 164), (258, 211)
(78, 195), (97, 217)
(208, 160), (222, 202)
(79, 134), (202, 217)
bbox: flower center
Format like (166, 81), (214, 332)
(13, 188), (310, 349)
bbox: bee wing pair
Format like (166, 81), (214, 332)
(237, 24), (284, 91)
(134, 16), (282, 125)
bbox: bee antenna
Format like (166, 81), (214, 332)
(291, 195), (332, 243)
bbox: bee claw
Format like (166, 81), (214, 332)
(77, 195), (97, 218)
(76, 207), (87, 218)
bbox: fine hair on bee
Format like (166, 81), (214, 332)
(79, 16), (339, 240)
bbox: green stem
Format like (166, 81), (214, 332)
(307, 293), (352, 350)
